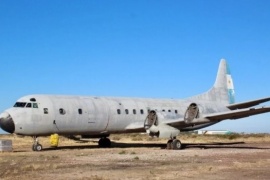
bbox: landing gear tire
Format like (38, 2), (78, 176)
(98, 137), (111, 148)
(35, 144), (43, 151)
(32, 143), (43, 151)
(172, 139), (182, 150)
(167, 140), (173, 149)
(32, 144), (36, 151)
(32, 136), (43, 151)
(167, 139), (182, 150)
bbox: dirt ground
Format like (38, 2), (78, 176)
(1, 134), (270, 180)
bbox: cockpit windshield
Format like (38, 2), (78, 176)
(13, 102), (38, 108)
(13, 102), (27, 108)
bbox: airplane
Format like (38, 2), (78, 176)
(1, 59), (270, 151)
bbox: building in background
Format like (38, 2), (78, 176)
(197, 130), (232, 135)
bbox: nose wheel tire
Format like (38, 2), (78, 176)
(32, 143), (43, 151)
(32, 136), (43, 151)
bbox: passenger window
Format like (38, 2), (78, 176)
(78, 109), (82, 114)
(125, 109), (129, 114)
(162, 109), (165, 112)
(59, 108), (66, 115)
(117, 109), (121, 114)
(168, 110), (171, 112)
(140, 109), (144, 114)
(44, 108), (48, 114)
(26, 103), (32, 108)
(133, 109), (136, 114)
(33, 103), (38, 108)
(175, 110), (178, 114)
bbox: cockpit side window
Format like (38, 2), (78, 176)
(26, 103), (32, 108)
(33, 103), (38, 108)
(13, 102), (27, 108)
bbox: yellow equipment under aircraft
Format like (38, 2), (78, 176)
(50, 134), (59, 147)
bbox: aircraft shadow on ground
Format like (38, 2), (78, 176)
(183, 142), (270, 150)
(41, 141), (270, 151)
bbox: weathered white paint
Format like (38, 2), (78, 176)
(0, 59), (270, 139)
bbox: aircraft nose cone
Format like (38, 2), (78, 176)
(0, 112), (15, 133)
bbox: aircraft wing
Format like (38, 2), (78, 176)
(166, 106), (270, 127)
(227, 97), (270, 110)
(125, 106), (270, 131)
(192, 106), (270, 123)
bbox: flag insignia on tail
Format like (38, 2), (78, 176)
(226, 72), (235, 104)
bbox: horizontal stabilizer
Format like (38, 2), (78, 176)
(227, 97), (270, 110)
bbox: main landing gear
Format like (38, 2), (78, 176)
(166, 137), (182, 150)
(98, 137), (111, 148)
(32, 136), (43, 151)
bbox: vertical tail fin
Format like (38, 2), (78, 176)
(189, 59), (235, 104)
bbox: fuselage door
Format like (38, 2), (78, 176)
(86, 98), (109, 133)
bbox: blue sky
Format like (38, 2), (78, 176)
(1, 1), (270, 134)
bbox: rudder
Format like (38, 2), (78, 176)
(188, 59), (235, 104)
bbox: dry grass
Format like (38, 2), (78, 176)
(113, 133), (270, 143)
(1, 133), (270, 180)
(182, 133), (270, 143)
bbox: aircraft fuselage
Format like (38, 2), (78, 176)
(2, 94), (228, 136)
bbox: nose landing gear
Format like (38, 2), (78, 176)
(32, 136), (43, 151)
